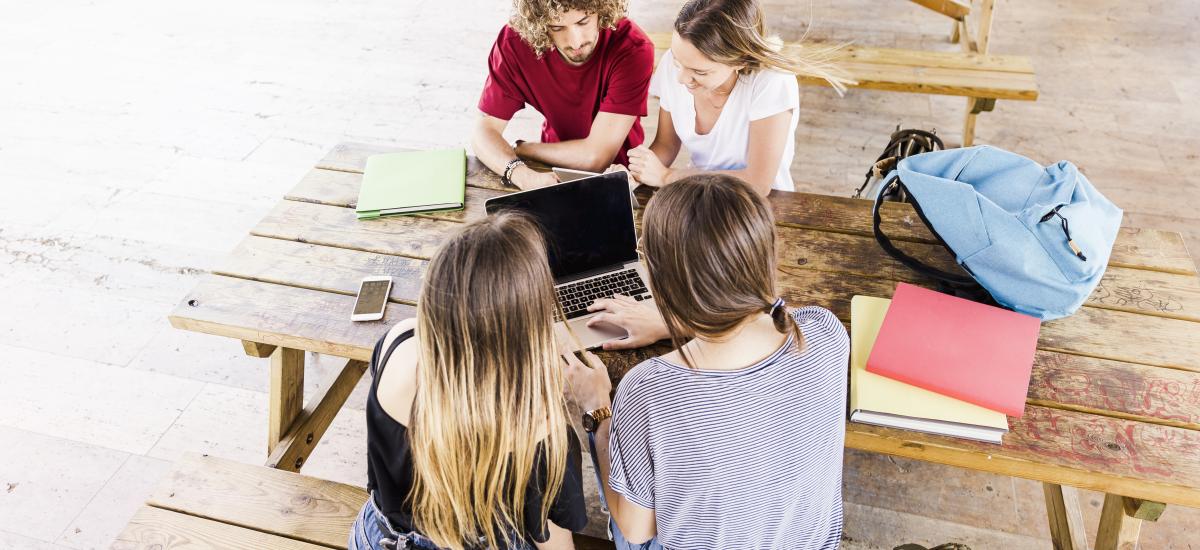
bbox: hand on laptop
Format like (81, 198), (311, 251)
(512, 164), (560, 190)
(604, 163), (642, 191)
(586, 294), (669, 351)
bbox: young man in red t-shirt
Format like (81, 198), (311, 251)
(471, 0), (655, 190)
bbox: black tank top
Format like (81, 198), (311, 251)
(365, 329), (588, 547)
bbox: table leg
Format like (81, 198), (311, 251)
(1095, 494), (1141, 550)
(1043, 482), (1088, 550)
(268, 347), (304, 455)
(266, 358), (367, 472)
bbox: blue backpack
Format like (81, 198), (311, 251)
(872, 146), (1123, 321)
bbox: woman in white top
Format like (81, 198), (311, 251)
(627, 0), (849, 196)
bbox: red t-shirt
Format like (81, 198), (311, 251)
(478, 18), (654, 166)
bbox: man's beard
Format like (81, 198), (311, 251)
(558, 42), (595, 65)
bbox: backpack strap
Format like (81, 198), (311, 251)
(854, 128), (945, 199)
(872, 175), (980, 287)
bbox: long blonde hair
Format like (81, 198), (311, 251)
(409, 213), (570, 550)
(674, 0), (853, 94)
(642, 174), (804, 369)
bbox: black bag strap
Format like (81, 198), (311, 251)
(872, 175), (979, 287)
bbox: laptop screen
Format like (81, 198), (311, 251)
(484, 172), (637, 281)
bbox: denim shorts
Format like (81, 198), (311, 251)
(348, 494), (441, 550)
(610, 518), (663, 550)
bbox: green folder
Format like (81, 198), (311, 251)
(356, 149), (466, 219)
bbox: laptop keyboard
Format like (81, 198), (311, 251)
(555, 269), (650, 320)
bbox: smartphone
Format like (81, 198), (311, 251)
(351, 276), (392, 322)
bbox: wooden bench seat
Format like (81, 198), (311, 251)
(644, 28), (1038, 146)
(111, 454), (613, 550)
(112, 454), (367, 549)
(909, 0), (972, 20)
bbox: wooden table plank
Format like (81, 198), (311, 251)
(1037, 306), (1200, 373)
(252, 199), (463, 260)
(767, 192), (1198, 277)
(1026, 351), (1200, 432)
(243, 201), (1200, 373)
(282, 167), (1200, 319)
(111, 506), (332, 550)
(313, 144), (1198, 276)
(169, 275), (411, 362)
(285, 167), (504, 222)
(146, 454), (366, 549)
(848, 405), (1200, 509)
(222, 236), (1200, 430)
(218, 236), (427, 304)
(774, 224), (1200, 322)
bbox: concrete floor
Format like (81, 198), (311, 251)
(1, 1), (1197, 549)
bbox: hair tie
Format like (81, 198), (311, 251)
(768, 297), (785, 316)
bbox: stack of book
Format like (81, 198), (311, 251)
(849, 283), (1041, 444)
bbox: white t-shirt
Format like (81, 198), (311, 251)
(649, 50), (800, 191)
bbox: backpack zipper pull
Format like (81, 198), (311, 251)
(1040, 206), (1087, 261)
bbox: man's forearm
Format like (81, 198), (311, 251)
(472, 124), (520, 176)
(518, 139), (612, 172)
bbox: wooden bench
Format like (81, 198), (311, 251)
(645, 0), (1038, 146)
(111, 454), (613, 549)
(909, 0), (972, 20)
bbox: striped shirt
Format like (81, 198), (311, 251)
(608, 307), (849, 550)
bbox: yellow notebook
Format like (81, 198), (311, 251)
(850, 295), (1008, 443)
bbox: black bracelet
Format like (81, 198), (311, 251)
(501, 159), (524, 187)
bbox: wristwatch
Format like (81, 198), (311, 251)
(582, 406), (612, 433)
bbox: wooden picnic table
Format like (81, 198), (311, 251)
(169, 141), (1200, 550)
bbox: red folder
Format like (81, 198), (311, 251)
(865, 283), (1041, 417)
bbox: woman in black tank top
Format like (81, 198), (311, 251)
(348, 213), (587, 550)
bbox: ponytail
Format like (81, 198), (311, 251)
(764, 297), (806, 353)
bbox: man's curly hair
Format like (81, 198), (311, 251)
(510, 0), (628, 56)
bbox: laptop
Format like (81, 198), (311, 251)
(552, 167), (599, 182)
(484, 172), (655, 350)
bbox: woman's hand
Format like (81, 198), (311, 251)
(627, 146), (671, 187)
(562, 350), (613, 412)
(604, 163), (642, 192)
(586, 294), (670, 351)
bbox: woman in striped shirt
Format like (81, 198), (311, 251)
(564, 174), (850, 549)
